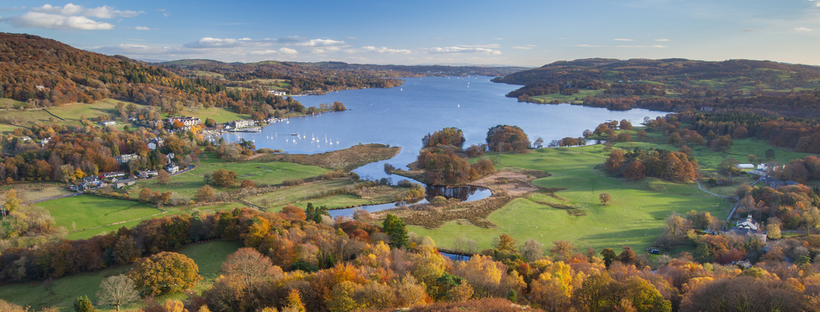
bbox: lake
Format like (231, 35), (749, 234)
(222, 77), (663, 214)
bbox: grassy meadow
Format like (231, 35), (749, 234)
(128, 157), (330, 199)
(37, 195), (162, 236)
(0, 240), (241, 312)
(409, 144), (732, 254)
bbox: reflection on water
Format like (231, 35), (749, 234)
(426, 185), (489, 201)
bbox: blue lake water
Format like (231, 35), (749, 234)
(223, 76), (663, 215)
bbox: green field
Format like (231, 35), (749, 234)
(0, 240), (240, 312)
(63, 200), (248, 240)
(36, 195), (161, 236)
(530, 89), (603, 104)
(129, 159), (330, 199)
(409, 146), (732, 254)
(180, 106), (251, 123)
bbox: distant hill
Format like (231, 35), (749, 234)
(493, 58), (820, 117)
(0, 32), (527, 117)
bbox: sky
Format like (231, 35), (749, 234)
(1, 0), (820, 66)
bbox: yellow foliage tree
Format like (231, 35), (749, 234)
(128, 252), (202, 296)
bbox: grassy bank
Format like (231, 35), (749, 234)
(0, 240), (240, 312)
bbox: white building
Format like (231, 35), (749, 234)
(228, 119), (255, 129)
(114, 154), (140, 165)
(165, 164), (179, 174)
(167, 116), (201, 127)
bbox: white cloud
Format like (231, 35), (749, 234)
(295, 38), (346, 47)
(183, 37), (258, 48)
(135, 26), (151, 30)
(617, 45), (667, 48)
(458, 44), (500, 48)
(32, 3), (142, 18)
(428, 46), (501, 55)
(573, 44), (603, 48)
(249, 49), (278, 55)
(511, 46), (532, 50)
(361, 46), (411, 54)
(613, 38), (634, 41)
(346, 36), (357, 40)
(118, 43), (149, 49)
(810, 0), (820, 7)
(654, 38), (670, 41)
(795, 27), (812, 31)
(312, 48), (325, 54)
(3, 12), (114, 29)
(493, 37), (503, 40)
(279, 47), (298, 55)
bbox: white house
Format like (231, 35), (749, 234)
(735, 164), (755, 170)
(736, 215), (759, 231)
(165, 164), (179, 174)
(114, 154), (140, 165)
(98, 120), (117, 127)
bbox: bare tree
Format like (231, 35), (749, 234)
(97, 274), (140, 311)
(520, 238), (544, 262)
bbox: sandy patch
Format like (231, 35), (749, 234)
(470, 170), (544, 196)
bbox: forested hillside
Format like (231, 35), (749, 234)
(0, 33), (523, 118)
(494, 58), (820, 117)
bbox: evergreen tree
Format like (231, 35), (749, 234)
(383, 213), (408, 248)
(74, 295), (97, 312)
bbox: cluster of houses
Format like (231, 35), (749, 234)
(735, 163), (802, 188)
(168, 116), (201, 128)
(71, 171), (136, 191)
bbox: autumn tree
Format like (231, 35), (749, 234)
(156, 169), (170, 185)
(486, 125), (530, 152)
(604, 149), (625, 172)
(138, 188), (155, 202)
(129, 252), (202, 296)
(240, 179), (255, 188)
(622, 160), (646, 180)
(599, 193), (612, 205)
(211, 168), (238, 187)
(496, 233), (516, 254)
(96, 274), (140, 311)
(619, 246), (636, 265)
(422, 127), (466, 148)
(550, 240), (575, 261)
(195, 185), (215, 202)
(4, 189), (22, 215)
